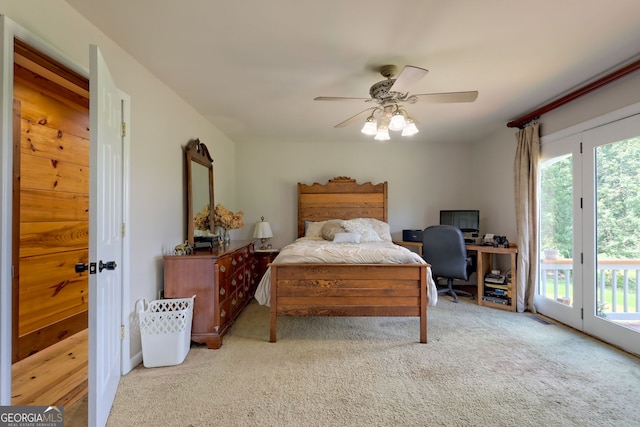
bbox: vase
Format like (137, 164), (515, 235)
(223, 228), (231, 244)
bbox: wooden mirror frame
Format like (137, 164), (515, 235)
(185, 138), (214, 246)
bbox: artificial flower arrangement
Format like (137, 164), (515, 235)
(193, 204), (211, 231)
(213, 203), (244, 230)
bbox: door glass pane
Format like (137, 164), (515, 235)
(539, 154), (574, 306)
(595, 137), (640, 330)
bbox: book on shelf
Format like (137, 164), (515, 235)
(482, 295), (511, 305)
(484, 274), (506, 285)
(484, 282), (509, 290)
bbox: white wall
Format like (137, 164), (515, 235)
(540, 71), (640, 138)
(235, 139), (476, 248)
(0, 0), (237, 362)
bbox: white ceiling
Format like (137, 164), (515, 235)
(64, 0), (640, 146)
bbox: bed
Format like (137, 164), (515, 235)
(254, 176), (437, 343)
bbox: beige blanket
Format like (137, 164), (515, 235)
(254, 237), (438, 306)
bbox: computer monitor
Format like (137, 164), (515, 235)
(439, 210), (479, 233)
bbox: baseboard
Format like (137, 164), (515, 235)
(124, 351), (142, 375)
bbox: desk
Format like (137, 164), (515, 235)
(466, 244), (518, 312)
(395, 240), (517, 312)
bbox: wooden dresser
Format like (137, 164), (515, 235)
(163, 240), (257, 349)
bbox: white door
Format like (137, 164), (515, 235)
(581, 114), (640, 356)
(88, 45), (123, 427)
(536, 133), (584, 329)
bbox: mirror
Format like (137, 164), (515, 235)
(185, 138), (214, 247)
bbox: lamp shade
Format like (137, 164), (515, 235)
(253, 221), (273, 239)
(374, 127), (390, 141)
(401, 119), (419, 136)
(361, 116), (377, 135)
(388, 109), (406, 131)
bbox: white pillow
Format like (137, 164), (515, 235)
(341, 218), (383, 242)
(305, 221), (326, 238)
(333, 232), (361, 244)
(363, 218), (393, 242)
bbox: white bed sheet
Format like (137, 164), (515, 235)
(254, 237), (438, 307)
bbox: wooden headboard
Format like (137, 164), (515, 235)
(297, 176), (388, 237)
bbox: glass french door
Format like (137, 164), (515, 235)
(582, 115), (640, 355)
(537, 134), (583, 329)
(538, 113), (640, 356)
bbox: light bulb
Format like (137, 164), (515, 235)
(374, 127), (390, 141)
(388, 110), (406, 131)
(401, 119), (419, 136)
(361, 116), (378, 135)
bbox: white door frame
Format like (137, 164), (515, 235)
(0, 15), (131, 410)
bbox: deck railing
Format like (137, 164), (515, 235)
(540, 258), (640, 320)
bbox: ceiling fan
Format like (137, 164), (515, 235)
(314, 65), (478, 138)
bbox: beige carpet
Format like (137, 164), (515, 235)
(107, 299), (640, 427)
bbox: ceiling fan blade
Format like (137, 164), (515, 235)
(314, 96), (372, 102)
(334, 107), (377, 128)
(389, 66), (428, 93)
(409, 91), (479, 104)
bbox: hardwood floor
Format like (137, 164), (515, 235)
(12, 328), (88, 408)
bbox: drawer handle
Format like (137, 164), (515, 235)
(239, 273), (243, 280)
(220, 288), (225, 296)
(239, 291), (244, 298)
(232, 259), (237, 266)
(232, 279), (237, 287)
(232, 298), (237, 306)
(220, 265), (226, 273)
(220, 310), (226, 318)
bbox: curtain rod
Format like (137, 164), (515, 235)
(507, 58), (640, 129)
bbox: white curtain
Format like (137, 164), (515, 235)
(514, 122), (540, 313)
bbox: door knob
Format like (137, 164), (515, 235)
(99, 260), (118, 272)
(75, 262), (96, 274)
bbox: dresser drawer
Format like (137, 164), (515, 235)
(217, 256), (232, 282)
(230, 290), (240, 317)
(218, 297), (231, 329)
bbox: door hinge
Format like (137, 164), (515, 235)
(581, 253), (584, 264)
(121, 122), (126, 137)
(121, 325), (125, 340)
(121, 223), (126, 237)
(580, 197), (583, 209)
(580, 142), (583, 153)
(581, 308), (584, 319)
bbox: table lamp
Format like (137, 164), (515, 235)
(253, 216), (273, 250)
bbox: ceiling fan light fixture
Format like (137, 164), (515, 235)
(401, 118), (419, 136)
(361, 115), (378, 136)
(374, 126), (390, 141)
(388, 108), (406, 131)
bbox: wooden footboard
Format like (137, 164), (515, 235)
(269, 263), (427, 343)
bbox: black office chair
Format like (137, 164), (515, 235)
(422, 225), (474, 303)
